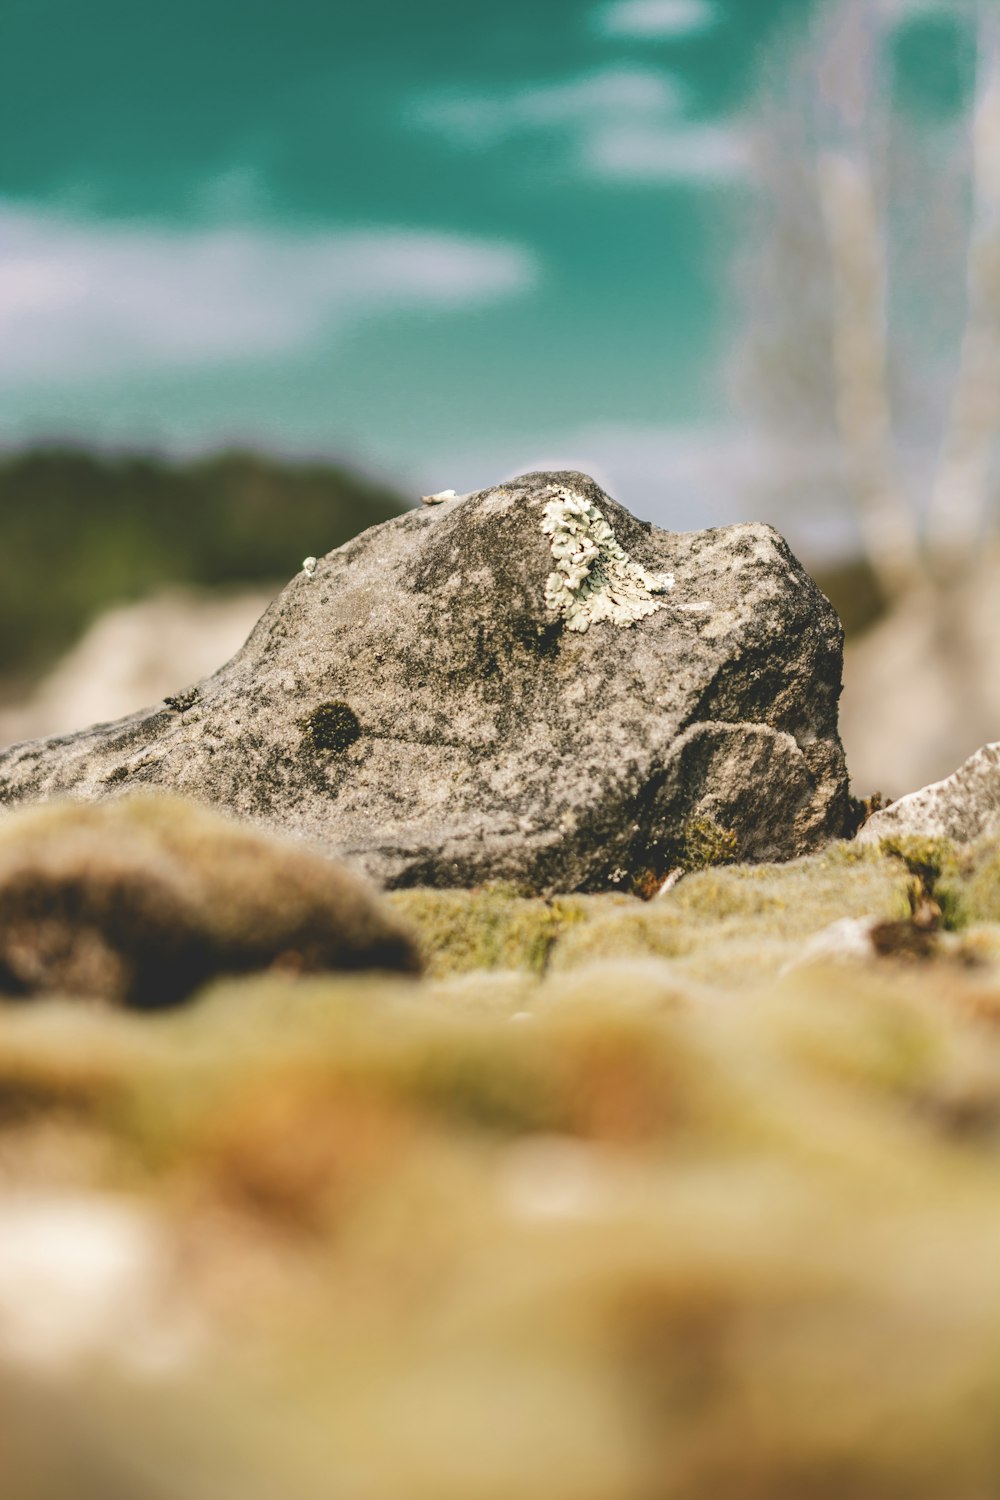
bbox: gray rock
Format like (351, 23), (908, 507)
(858, 743), (1000, 847)
(0, 472), (849, 892)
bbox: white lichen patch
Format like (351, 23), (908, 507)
(541, 486), (674, 632)
(421, 488), (463, 506)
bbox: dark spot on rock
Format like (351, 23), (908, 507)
(165, 686), (201, 712)
(301, 701), (362, 754)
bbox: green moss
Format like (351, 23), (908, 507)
(391, 844), (920, 987)
(387, 886), (587, 977)
(958, 836), (1000, 926)
(549, 897), (694, 970)
(300, 700), (362, 753)
(4, 932), (1000, 1493)
(552, 843), (916, 983)
(627, 816), (739, 894)
(674, 815), (739, 872)
(879, 834), (969, 931)
(672, 842), (914, 930)
(878, 834), (960, 887)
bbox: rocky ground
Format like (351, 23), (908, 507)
(1, 476), (999, 1497)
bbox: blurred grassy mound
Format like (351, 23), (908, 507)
(0, 797), (999, 1495)
(0, 446), (406, 689)
(0, 796), (420, 1006)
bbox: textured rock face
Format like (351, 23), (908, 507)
(859, 743), (1000, 847)
(0, 472), (849, 892)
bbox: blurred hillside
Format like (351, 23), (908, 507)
(0, 447), (407, 694)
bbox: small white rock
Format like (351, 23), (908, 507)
(655, 867), (685, 896)
(498, 1136), (615, 1222)
(781, 917), (879, 973)
(0, 1193), (200, 1376)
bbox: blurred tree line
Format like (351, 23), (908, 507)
(0, 447), (405, 688)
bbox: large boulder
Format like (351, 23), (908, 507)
(0, 472), (849, 892)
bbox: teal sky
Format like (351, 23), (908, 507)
(0, 0), (975, 528)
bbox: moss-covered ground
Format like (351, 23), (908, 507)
(3, 803), (1000, 1497)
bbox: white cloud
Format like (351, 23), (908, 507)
(413, 68), (682, 147)
(596, 0), (719, 40)
(414, 66), (748, 186)
(585, 120), (753, 183)
(0, 202), (538, 385)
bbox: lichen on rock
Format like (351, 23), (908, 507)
(540, 485), (674, 632)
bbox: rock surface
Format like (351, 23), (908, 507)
(0, 472), (849, 892)
(859, 743), (1000, 847)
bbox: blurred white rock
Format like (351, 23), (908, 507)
(0, 586), (273, 748)
(0, 1192), (201, 1375)
(839, 556), (1000, 799)
(781, 916), (878, 973)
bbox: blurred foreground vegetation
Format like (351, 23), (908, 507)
(2, 796), (1000, 1496)
(0, 446), (406, 688)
